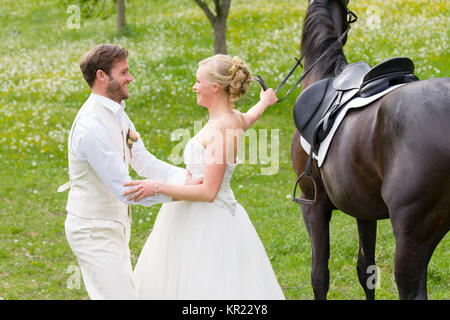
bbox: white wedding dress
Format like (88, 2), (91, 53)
(133, 136), (285, 299)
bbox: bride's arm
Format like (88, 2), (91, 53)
(155, 162), (226, 202)
(123, 128), (228, 202)
(241, 88), (278, 130)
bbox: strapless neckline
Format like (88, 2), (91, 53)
(190, 138), (238, 166)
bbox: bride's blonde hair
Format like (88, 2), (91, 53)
(198, 54), (253, 104)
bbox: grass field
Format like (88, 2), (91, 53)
(0, 0), (448, 300)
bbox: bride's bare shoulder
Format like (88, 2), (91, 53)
(212, 110), (245, 131)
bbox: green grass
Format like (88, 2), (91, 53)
(0, 0), (448, 300)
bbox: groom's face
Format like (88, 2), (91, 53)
(105, 58), (134, 103)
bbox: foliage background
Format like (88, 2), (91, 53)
(0, 0), (448, 299)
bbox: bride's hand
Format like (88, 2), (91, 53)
(260, 88), (278, 107)
(123, 180), (156, 201)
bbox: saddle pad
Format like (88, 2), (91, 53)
(300, 83), (406, 167)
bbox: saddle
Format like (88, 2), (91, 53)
(292, 57), (419, 205)
(294, 57), (418, 151)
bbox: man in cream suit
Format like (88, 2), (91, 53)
(63, 44), (187, 299)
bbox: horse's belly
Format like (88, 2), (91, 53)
(320, 111), (389, 220)
(322, 166), (389, 219)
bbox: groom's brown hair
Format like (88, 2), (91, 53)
(80, 44), (128, 88)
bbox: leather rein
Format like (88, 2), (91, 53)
(255, 5), (358, 103)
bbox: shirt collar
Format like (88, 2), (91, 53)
(90, 93), (126, 113)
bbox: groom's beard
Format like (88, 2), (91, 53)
(106, 76), (129, 102)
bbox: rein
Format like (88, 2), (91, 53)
(255, 7), (358, 103)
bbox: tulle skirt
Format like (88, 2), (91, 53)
(133, 200), (285, 300)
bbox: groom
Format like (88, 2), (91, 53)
(63, 44), (188, 299)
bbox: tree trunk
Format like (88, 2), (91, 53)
(193, 0), (231, 55)
(213, 18), (227, 54)
(117, 0), (126, 33)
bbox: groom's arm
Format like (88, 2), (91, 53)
(71, 115), (172, 206)
(127, 118), (185, 181)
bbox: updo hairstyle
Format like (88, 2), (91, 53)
(198, 54), (253, 104)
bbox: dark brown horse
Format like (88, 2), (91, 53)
(291, 0), (450, 299)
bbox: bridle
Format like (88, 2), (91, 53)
(255, 0), (358, 103)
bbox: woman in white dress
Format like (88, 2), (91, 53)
(124, 54), (285, 299)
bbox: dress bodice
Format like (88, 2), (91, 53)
(183, 137), (238, 212)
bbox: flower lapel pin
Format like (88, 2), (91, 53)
(126, 128), (139, 159)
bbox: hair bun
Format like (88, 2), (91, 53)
(229, 56), (244, 76)
(228, 56), (252, 103)
(198, 54), (253, 104)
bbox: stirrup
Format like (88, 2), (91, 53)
(292, 171), (317, 205)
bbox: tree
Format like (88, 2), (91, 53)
(116, 0), (126, 33)
(193, 0), (232, 54)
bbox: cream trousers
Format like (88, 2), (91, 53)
(65, 213), (137, 299)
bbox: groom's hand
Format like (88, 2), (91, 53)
(123, 180), (155, 201)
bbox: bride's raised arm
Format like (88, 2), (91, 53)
(240, 88), (278, 131)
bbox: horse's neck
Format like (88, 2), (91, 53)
(300, 0), (350, 89)
(301, 70), (321, 91)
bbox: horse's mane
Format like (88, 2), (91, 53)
(301, 0), (348, 78)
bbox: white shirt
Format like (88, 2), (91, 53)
(70, 93), (184, 207)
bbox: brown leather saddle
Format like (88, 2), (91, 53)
(292, 57), (419, 205)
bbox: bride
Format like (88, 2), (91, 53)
(123, 54), (285, 299)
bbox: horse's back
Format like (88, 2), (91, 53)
(379, 78), (450, 161)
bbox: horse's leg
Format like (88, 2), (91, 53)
(383, 169), (449, 299)
(381, 155), (449, 299)
(390, 212), (448, 300)
(292, 130), (334, 299)
(355, 219), (377, 300)
(301, 203), (333, 300)
(393, 237), (426, 299)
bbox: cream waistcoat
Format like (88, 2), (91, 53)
(66, 100), (131, 226)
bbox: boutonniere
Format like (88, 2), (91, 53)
(127, 128), (139, 158)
